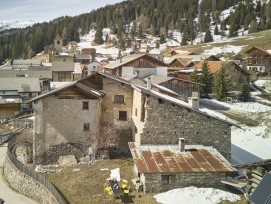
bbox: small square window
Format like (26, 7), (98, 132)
(161, 175), (174, 185)
(114, 95), (124, 103)
(82, 101), (89, 110)
(83, 123), (90, 131)
(119, 111), (127, 121)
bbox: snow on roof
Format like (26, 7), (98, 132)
(267, 50), (271, 54)
(154, 187), (241, 204)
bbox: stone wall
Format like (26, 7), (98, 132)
(3, 156), (58, 204)
(100, 77), (133, 154)
(33, 94), (100, 164)
(134, 93), (231, 160)
(143, 172), (225, 193)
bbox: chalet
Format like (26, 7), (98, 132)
(103, 53), (168, 77)
(51, 61), (74, 81)
(143, 75), (202, 102)
(74, 54), (91, 64)
(245, 46), (271, 75)
(193, 61), (250, 91)
(0, 78), (41, 118)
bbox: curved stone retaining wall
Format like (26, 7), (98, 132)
(3, 156), (58, 204)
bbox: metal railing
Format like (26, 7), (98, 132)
(6, 136), (68, 204)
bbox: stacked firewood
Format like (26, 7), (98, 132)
(244, 167), (265, 197)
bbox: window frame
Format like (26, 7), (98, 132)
(83, 123), (90, 131)
(82, 101), (89, 110)
(114, 95), (125, 104)
(161, 175), (174, 185)
(119, 111), (127, 121)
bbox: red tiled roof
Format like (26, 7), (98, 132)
(129, 142), (236, 174)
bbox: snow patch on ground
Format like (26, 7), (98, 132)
(153, 186), (241, 204)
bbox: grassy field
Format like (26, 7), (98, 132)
(45, 158), (158, 204)
(45, 158), (246, 204)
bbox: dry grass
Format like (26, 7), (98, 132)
(45, 158), (247, 204)
(45, 158), (157, 204)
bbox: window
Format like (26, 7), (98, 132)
(114, 95), (124, 103)
(82, 101), (89, 110)
(135, 108), (138, 116)
(119, 111), (127, 121)
(161, 175), (174, 185)
(83, 123), (90, 131)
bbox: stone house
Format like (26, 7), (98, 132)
(129, 142), (236, 193)
(29, 81), (104, 164)
(129, 84), (238, 192)
(245, 46), (271, 75)
(28, 72), (134, 164)
(131, 84), (236, 161)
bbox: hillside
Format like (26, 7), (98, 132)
(1, 0), (271, 64)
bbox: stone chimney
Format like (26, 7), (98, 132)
(178, 138), (185, 152)
(147, 77), (151, 90)
(188, 97), (199, 110)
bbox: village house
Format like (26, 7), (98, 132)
(12, 59), (42, 70)
(27, 70), (238, 193)
(245, 46), (271, 75)
(103, 53), (168, 77)
(129, 84), (238, 192)
(129, 143), (236, 193)
(51, 61), (75, 81)
(0, 78), (41, 119)
(0, 66), (52, 80)
(177, 61), (250, 92)
(28, 72), (134, 164)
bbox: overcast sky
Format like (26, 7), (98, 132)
(1, 0), (125, 22)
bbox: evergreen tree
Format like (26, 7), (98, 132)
(181, 27), (188, 46)
(241, 83), (251, 102)
(94, 28), (103, 45)
(213, 65), (232, 101)
(189, 69), (199, 83)
(160, 34), (165, 44)
(204, 29), (213, 43)
(198, 62), (213, 98)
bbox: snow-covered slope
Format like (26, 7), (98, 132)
(0, 20), (36, 31)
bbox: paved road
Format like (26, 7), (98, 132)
(0, 144), (37, 204)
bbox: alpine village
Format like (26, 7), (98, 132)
(1, 0), (271, 204)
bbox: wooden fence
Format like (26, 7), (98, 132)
(6, 135), (68, 204)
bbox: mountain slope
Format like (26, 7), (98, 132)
(0, 21), (36, 32)
(0, 0), (270, 64)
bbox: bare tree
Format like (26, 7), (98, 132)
(93, 124), (120, 160)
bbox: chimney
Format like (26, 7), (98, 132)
(188, 97), (199, 110)
(179, 138), (185, 152)
(147, 77), (151, 90)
